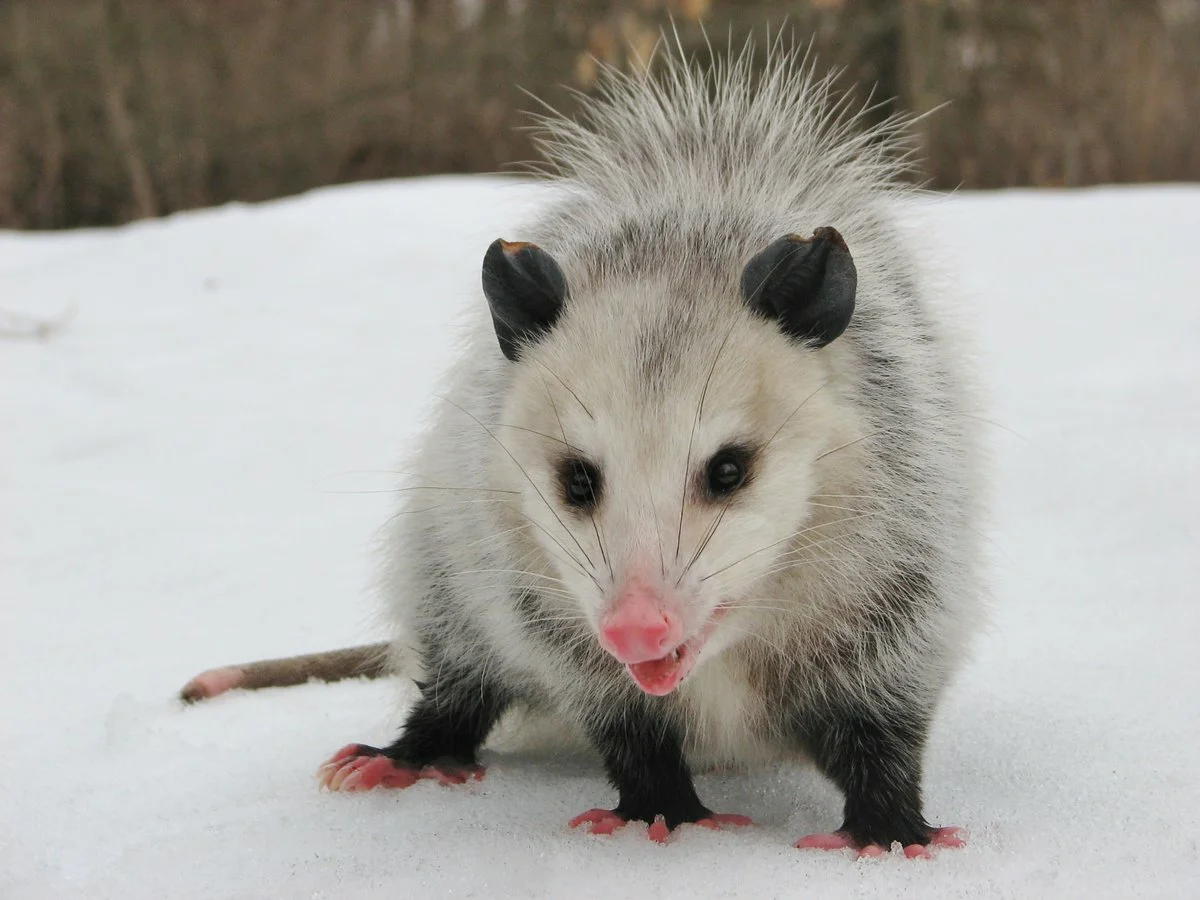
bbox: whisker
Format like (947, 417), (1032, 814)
(491, 422), (576, 448)
(436, 394), (602, 590)
(379, 497), (516, 519)
(537, 364), (594, 420)
(678, 380), (841, 585)
(457, 524), (532, 551)
(449, 566), (563, 583)
(815, 411), (986, 464)
(322, 484), (520, 496)
(810, 492), (895, 501)
(806, 500), (879, 515)
(679, 499), (732, 585)
(536, 365), (614, 583)
(649, 480), (667, 580)
(763, 380), (830, 451)
(710, 619), (791, 657)
(676, 320), (738, 566)
(502, 509), (597, 582)
(700, 511), (882, 582)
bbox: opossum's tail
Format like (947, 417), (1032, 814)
(179, 642), (390, 704)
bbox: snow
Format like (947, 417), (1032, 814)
(2, 178), (1198, 898)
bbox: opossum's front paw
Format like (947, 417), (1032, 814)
(795, 826), (965, 859)
(317, 743), (485, 792)
(570, 807), (752, 843)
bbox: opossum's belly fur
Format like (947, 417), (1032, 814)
(482, 666), (789, 772)
(674, 660), (792, 769)
(463, 670), (789, 771)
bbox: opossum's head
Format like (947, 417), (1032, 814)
(482, 232), (861, 695)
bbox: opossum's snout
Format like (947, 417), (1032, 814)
(598, 574), (721, 695)
(599, 580), (683, 663)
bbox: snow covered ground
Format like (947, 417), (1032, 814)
(2, 179), (1198, 899)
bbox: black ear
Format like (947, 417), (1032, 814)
(741, 227), (857, 347)
(482, 239), (568, 361)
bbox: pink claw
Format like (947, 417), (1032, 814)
(928, 826), (966, 848)
(570, 809), (752, 843)
(422, 762), (486, 786)
(317, 744), (485, 792)
(341, 756), (421, 791)
(694, 812), (754, 830)
(795, 831), (856, 851)
(322, 743), (365, 768)
(795, 826), (966, 859)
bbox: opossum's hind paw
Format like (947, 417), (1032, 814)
(179, 666), (246, 703)
(795, 826), (965, 859)
(317, 743), (485, 792)
(570, 808), (753, 843)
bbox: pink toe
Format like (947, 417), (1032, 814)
(379, 765), (422, 789)
(318, 744), (374, 785)
(325, 744), (368, 766)
(647, 816), (670, 844)
(325, 755), (372, 791)
(569, 808), (608, 828)
(857, 844), (886, 858)
(795, 831), (854, 851)
(931, 826), (966, 848)
(711, 812), (753, 827)
(570, 808), (628, 836)
(341, 756), (394, 791)
(904, 843), (933, 859)
(696, 812), (753, 830)
(424, 763), (486, 786)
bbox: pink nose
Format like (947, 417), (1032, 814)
(600, 604), (680, 663)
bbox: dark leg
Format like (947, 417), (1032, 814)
(797, 705), (963, 855)
(570, 705), (751, 841)
(319, 661), (511, 791)
(807, 708), (931, 846)
(378, 673), (510, 766)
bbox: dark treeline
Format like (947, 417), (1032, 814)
(2, 0), (1198, 229)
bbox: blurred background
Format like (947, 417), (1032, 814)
(2, 0), (1198, 230)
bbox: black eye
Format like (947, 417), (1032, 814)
(704, 447), (751, 500)
(560, 458), (602, 510)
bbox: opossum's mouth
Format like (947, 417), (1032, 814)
(624, 608), (727, 696)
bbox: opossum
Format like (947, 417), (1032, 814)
(184, 43), (982, 857)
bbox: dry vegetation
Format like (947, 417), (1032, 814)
(1, 0), (1198, 229)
